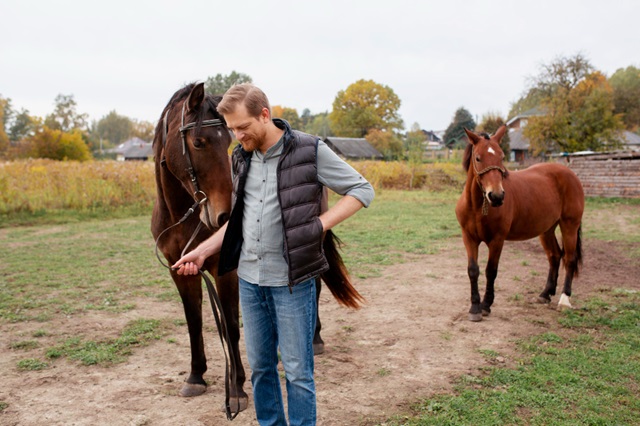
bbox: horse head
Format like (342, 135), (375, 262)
(464, 126), (508, 208)
(160, 82), (233, 230)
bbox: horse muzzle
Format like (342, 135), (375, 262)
(487, 190), (505, 207)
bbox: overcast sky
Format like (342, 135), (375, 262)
(1, 0), (638, 132)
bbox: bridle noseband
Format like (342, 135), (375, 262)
(471, 146), (507, 216)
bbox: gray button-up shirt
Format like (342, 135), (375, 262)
(237, 137), (374, 287)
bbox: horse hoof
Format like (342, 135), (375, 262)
(313, 342), (325, 355)
(221, 396), (249, 413)
(179, 383), (206, 397)
(469, 313), (483, 322)
(557, 294), (572, 311)
(482, 310), (491, 317)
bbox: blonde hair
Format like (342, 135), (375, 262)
(217, 83), (271, 118)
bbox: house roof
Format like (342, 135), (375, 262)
(506, 107), (545, 127)
(622, 131), (640, 149)
(323, 137), (383, 160)
(508, 129), (530, 150)
(121, 142), (153, 159)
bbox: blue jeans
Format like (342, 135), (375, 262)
(239, 277), (317, 426)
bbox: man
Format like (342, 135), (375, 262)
(173, 83), (374, 425)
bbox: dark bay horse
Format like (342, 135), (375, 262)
(455, 126), (584, 321)
(151, 82), (248, 410)
(151, 82), (363, 406)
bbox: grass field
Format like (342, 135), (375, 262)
(1, 175), (640, 423)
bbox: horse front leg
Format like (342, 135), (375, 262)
(482, 240), (505, 317)
(212, 268), (249, 412)
(462, 233), (482, 322)
(557, 223), (583, 311)
(172, 272), (208, 397)
(313, 277), (324, 355)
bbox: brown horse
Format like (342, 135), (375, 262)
(151, 82), (363, 408)
(455, 126), (584, 321)
(151, 82), (248, 411)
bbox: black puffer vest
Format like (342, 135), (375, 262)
(218, 119), (329, 286)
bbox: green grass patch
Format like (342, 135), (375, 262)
(16, 358), (49, 371)
(384, 291), (640, 425)
(45, 319), (164, 366)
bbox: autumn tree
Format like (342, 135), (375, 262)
(522, 54), (623, 154)
(477, 112), (510, 153)
(272, 105), (302, 129)
(205, 71), (252, 95)
(44, 94), (88, 132)
(22, 127), (91, 161)
(365, 128), (402, 160)
(443, 107), (476, 148)
(304, 112), (333, 138)
(609, 65), (640, 131)
(0, 95), (10, 153)
(330, 79), (403, 137)
(9, 109), (39, 142)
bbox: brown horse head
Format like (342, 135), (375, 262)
(155, 82), (233, 230)
(463, 126), (508, 208)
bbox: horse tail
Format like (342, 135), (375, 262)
(574, 225), (583, 277)
(320, 230), (365, 309)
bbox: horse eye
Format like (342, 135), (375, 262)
(475, 156), (481, 162)
(193, 138), (205, 149)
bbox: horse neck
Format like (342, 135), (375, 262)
(464, 167), (486, 210)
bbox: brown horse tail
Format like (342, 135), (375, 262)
(320, 230), (365, 309)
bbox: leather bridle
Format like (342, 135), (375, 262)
(155, 102), (241, 420)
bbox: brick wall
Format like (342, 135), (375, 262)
(567, 152), (640, 198)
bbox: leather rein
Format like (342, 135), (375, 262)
(154, 103), (241, 420)
(471, 147), (507, 216)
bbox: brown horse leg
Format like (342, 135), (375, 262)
(313, 278), (325, 355)
(536, 227), (562, 304)
(213, 270), (249, 411)
(482, 240), (504, 316)
(463, 234), (482, 321)
(557, 224), (583, 310)
(172, 272), (208, 397)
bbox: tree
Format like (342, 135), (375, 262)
(405, 123), (426, 188)
(477, 112), (510, 154)
(0, 95), (10, 153)
(204, 71), (253, 95)
(522, 55), (623, 154)
(330, 79), (403, 137)
(22, 127), (91, 161)
(609, 65), (640, 131)
(304, 112), (333, 138)
(44, 94), (88, 132)
(131, 119), (155, 142)
(94, 110), (134, 146)
(9, 109), (39, 142)
(272, 105), (302, 129)
(443, 107), (476, 148)
(365, 128), (402, 160)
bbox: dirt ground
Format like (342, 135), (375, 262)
(1, 237), (639, 426)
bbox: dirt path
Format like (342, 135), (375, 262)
(1, 238), (639, 425)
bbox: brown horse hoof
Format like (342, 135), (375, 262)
(179, 383), (206, 397)
(221, 396), (249, 413)
(313, 342), (325, 355)
(469, 313), (483, 322)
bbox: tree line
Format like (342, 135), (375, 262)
(2, 54), (639, 162)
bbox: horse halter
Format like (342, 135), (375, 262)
(471, 146), (507, 216)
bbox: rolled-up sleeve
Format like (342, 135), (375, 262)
(316, 140), (375, 207)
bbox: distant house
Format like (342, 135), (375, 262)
(506, 108), (545, 163)
(323, 137), (383, 160)
(104, 137), (153, 161)
(421, 130), (445, 150)
(621, 131), (640, 151)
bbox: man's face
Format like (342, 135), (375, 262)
(223, 103), (269, 152)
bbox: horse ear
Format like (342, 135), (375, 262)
(186, 82), (205, 112)
(493, 125), (507, 141)
(464, 128), (481, 146)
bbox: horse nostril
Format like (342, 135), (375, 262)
(217, 212), (230, 227)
